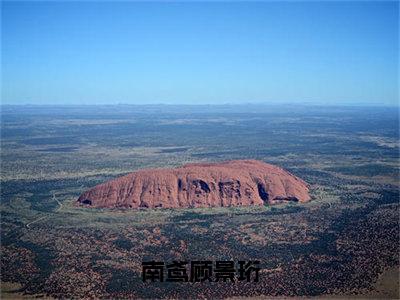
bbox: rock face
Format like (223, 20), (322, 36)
(77, 160), (311, 209)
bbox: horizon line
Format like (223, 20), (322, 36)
(0, 102), (399, 108)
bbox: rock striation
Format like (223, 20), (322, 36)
(77, 160), (311, 209)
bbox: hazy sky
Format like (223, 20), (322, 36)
(2, 1), (399, 106)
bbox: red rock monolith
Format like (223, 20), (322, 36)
(77, 160), (311, 209)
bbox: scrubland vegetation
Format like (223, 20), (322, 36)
(1, 105), (399, 298)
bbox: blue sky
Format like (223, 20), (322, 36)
(1, 1), (398, 105)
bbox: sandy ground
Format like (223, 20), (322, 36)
(2, 267), (398, 299)
(0, 282), (53, 300)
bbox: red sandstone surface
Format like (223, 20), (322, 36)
(77, 160), (311, 209)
